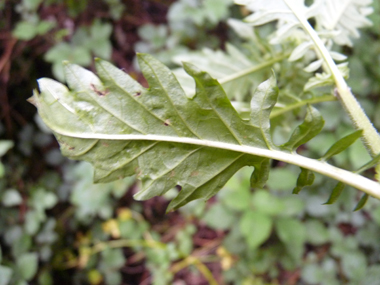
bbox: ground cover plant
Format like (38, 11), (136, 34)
(1, 0), (380, 284)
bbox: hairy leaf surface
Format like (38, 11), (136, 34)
(33, 54), (277, 210)
(32, 54), (380, 210)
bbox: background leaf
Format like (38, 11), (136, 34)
(281, 105), (324, 150)
(0, 265), (13, 285)
(321, 130), (363, 161)
(354, 194), (369, 211)
(239, 211), (273, 249)
(324, 182), (345, 205)
(293, 168), (315, 194)
(16, 252), (38, 281)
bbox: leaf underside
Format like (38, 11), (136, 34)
(32, 54), (372, 211)
(34, 54), (285, 211)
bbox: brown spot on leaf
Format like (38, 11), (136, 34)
(164, 119), (170, 126)
(134, 91), (142, 96)
(90, 83), (109, 97)
(191, 170), (199, 177)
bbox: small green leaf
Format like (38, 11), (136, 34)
(267, 168), (298, 191)
(278, 196), (305, 217)
(203, 203), (235, 230)
(36, 20), (55, 35)
(321, 130), (363, 161)
(353, 193), (369, 211)
(275, 218), (306, 246)
(2, 189), (23, 207)
(104, 271), (122, 285)
(355, 152), (380, 174)
(250, 73), (279, 148)
(0, 265), (13, 285)
(222, 175), (251, 211)
(301, 264), (325, 284)
(240, 211), (272, 249)
(250, 158), (271, 188)
(293, 168), (315, 194)
(288, 41), (313, 62)
(305, 220), (329, 245)
(324, 182), (345, 204)
(363, 265), (380, 285)
(251, 190), (284, 216)
(282, 105), (324, 150)
(348, 139), (371, 169)
(38, 269), (53, 285)
(22, 0), (43, 10)
(12, 21), (38, 40)
(16, 252), (38, 281)
(275, 217), (306, 261)
(100, 248), (125, 269)
(341, 251), (367, 280)
(0, 140), (14, 156)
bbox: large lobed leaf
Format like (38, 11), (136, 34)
(32, 54), (279, 211)
(32, 54), (380, 211)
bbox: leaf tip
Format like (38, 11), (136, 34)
(136, 52), (149, 60)
(353, 193), (369, 211)
(27, 91), (38, 106)
(182, 61), (198, 74)
(292, 187), (301, 194)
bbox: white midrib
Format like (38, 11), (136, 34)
(53, 128), (380, 199)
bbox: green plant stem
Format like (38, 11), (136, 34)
(91, 239), (167, 254)
(218, 54), (289, 85)
(284, 0), (380, 159)
(171, 256), (219, 285)
(270, 95), (336, 118)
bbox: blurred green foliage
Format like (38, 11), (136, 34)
(1, 0), (380, 284)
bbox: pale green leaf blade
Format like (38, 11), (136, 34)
(172, 43), (257, 100)
(32, 53), (380, 209)
(353, 193), (369, 211)
(275, 217), (306, 261)
(250, 158), (271, 188)
(293, 167), (315, 194)
(250, 73), (278, 149)
(2, 189), (23, 207)
(16, 252), (38, 281)
(303, 59), (323, 73)
(355, 153), (380, 174)
(34, 54), (268, 211)
(0, 265), (13, 285)
(0, 140), (14, 156)
(288, 41), (313, 62)
(282, 105), (324, 151)
(240, 211), (273, 249)
(321, 130), (363, 161)
(323, 182), (345, 205)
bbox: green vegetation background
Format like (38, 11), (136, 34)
(1, 0), (380, 284)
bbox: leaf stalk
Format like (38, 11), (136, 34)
(270, 94), (336, 118)
(218, 54), (289, 85)
(47, 126), (380, 199)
